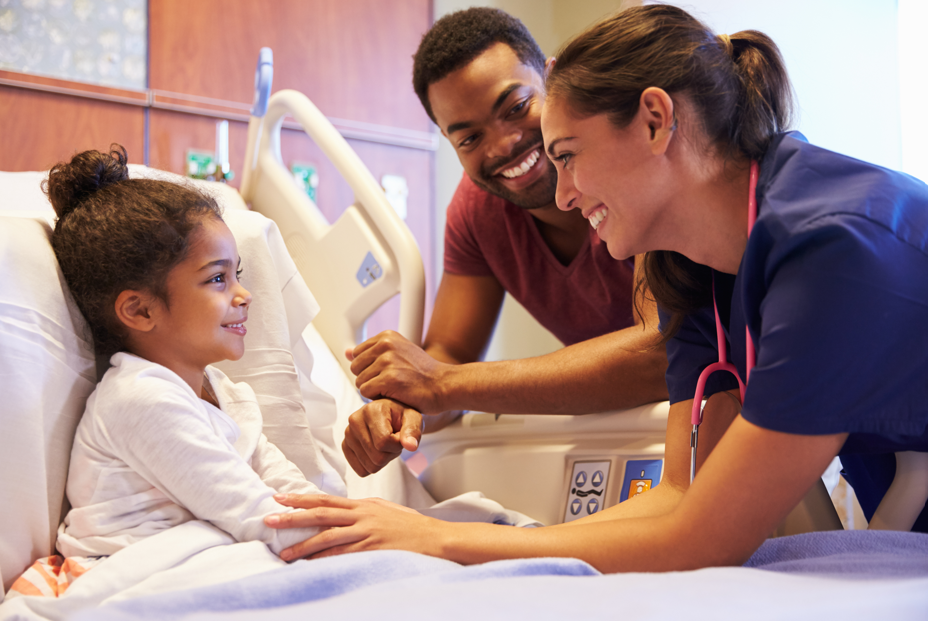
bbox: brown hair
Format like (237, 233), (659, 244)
(547, 4), (794, 339)
(45, 145), (223, 357)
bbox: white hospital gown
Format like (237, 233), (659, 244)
(57, 352), (325, 558)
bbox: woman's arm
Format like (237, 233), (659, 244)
(271, 417), (844, 571)
(554, 389), (741, 526)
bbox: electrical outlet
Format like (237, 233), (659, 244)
(186, 150), (214, 179)
(291, 162), (319, 204)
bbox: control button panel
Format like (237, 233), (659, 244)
(619, 459), (663, 503)
(563, 460), (610, 523)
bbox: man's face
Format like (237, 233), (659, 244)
(428, 42), (557, 209)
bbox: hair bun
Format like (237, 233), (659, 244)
(45, 144), (130, 220)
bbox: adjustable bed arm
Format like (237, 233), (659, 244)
(239, 51), (425, 377)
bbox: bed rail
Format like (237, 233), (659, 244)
(239, 50), (425, 376)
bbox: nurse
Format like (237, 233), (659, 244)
(268, 4), (928, 570)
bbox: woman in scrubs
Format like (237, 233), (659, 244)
(268, 4), (928, 571)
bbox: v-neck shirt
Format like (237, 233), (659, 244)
(660, 132), (928, 529)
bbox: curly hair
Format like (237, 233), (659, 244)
(45, 145), (223, 357)
(413, 7), (546, 124)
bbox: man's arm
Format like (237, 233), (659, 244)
(349, 257), (668, 415)
(346, 271), (506, 432)
(423, 272), (507, 366)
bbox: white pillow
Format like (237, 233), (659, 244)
(0, 216), (97, 599)
(0, 171), (50, 219)
(126, 164), (249, 212)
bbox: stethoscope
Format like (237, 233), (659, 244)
(689, 161), (759, 484)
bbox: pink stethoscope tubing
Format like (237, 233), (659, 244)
(689, 160), (759, 483)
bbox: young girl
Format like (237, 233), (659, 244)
(10, 146), (328, 597)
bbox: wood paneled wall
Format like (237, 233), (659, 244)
(0, 80), (146, 170)
(149, 0), (432, 133)
(1, 0), (436, 332)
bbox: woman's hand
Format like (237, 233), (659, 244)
(265, 494), (440, 561)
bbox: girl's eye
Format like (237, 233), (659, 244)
(236, 268), (243, 280)
(555, 152), (573, 166)
(207, 273), (226, 284)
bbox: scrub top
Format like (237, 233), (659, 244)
(660, 132), (928, 531)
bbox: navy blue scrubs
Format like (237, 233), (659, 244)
(661, 132), (928, 531)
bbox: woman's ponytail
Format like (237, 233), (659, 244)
(727, 30), (794, 162)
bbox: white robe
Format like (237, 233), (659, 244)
(58, 353), (325, 558)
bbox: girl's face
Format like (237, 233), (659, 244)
(541, 96), (665, 260)
(148, 217), (251, 379)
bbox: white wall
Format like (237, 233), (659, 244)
(898, 0), (928, 183)
(431, 0), (904, 362)
(660, 0), (902, 171)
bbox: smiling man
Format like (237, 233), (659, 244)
(339, 7), (668, 477)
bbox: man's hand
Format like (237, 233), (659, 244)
(346, 331), (450, 414)
(342, 398), (422, 477)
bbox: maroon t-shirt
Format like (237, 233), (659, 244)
(444, 174), (636, 346)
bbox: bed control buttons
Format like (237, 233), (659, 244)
(563, 460), (611, 523)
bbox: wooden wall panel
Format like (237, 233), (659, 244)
(149, 0), (433, 133)
(149, 0), (436, 326)
(0, 86), (145, 172)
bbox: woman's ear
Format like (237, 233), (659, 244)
(639, 87), (676, 155)
(544, 56), (556, 79)
(114, 290), (158, 333)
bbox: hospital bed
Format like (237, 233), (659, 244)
(0, 50), (926, 620)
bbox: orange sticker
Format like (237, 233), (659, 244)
(629, 479), (652, 498)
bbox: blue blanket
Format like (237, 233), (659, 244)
(75, 531), (928, 621)
(744, 530), (928, 576)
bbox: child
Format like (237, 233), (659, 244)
(10, 146), (328, 597)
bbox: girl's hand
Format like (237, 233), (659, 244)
(265, 494), (439, 561)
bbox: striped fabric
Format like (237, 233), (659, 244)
(7, 555), (102, 599)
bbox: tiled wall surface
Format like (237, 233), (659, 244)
(0, 0), (146, 89)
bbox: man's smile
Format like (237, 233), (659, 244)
(499, 148), (541, 179)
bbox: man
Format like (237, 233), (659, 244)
(340, 7), (667, 477)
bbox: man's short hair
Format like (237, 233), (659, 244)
(413, 7), (546, 124)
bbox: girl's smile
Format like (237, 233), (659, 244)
(138, 217), (251, 390)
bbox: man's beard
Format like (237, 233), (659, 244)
(471, 131), (558, 210)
